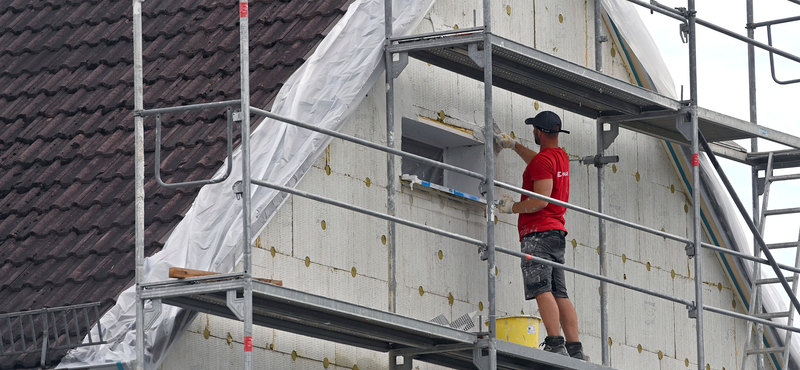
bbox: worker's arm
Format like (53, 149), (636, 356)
(512, 141), (538, 164)
(511, 178), (552, 213)
(495, 133), (538, 164)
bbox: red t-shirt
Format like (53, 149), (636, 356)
(517, 147), (569, 240)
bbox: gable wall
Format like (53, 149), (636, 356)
(162, 1), (748, 369)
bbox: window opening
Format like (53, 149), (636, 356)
(400, 117), (485, 202)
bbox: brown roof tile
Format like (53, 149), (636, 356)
(0, 0), (350, 367)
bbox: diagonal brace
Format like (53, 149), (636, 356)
(699, 131), (800, 314)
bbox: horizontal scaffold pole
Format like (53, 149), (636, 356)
(248, 108), (800, 275)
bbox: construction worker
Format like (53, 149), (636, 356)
(495, 111), (585, 360)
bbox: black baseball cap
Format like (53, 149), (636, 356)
(524, 111), (570, 134)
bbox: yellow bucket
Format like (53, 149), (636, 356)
(493, 316), (541, 347)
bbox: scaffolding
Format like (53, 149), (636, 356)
(128, 1), (800, 370)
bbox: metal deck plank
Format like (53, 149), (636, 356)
(398, 31), (800, 150)
(148, 279), (615, 370)
(747, 150), (800, 170)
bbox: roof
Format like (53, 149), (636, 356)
(0, 0), (350, 367)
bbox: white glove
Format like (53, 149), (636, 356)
(496, 195), (516, 214)
(494, 132), (517, 149)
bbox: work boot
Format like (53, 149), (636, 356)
(540, 336), (568, 356)
(566, 341), (586, 360)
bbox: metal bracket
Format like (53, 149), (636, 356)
(581, 155), (620, 168)
(685, 242), (696, 258)
(227, 290), (245, 321)
(679, 22), (689, 44)
(472, 339), (490, 370)
(597, 36), (609, 43)
(388, 352), (413, 370)
(232, 110), (243, 122)
(468, 43), (484, 68)
(601, 122), (619, 150)
(479, 244), (488, 261)
(687, 302), (697, 319)
(675, 107), (693, 142)
(233, 180), (243, 200)
(143, 298), (162, 330)
(757, 177), (766, 196)
(391, 52), (409, 80)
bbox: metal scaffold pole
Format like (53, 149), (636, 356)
(132, 0), (146, 369)
(687, 1), (706, 369)
(594, 0), (610, 365)
(746, 1), (763, 368)
(482, 1), (497, 369)
(238, 2), (254, 370)
(385, 0), (398, 315)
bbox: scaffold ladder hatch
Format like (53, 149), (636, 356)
(742, 151), (800, 370)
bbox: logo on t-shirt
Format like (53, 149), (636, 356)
(557, 171), (569, 178)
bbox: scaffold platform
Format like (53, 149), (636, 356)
(388, 31), (800, 157)
(140, 276), (614, 370)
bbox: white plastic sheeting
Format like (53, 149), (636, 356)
(57, 0), (434, 368)
(603, 1), (799, 368)
(600, 0), (676, 99)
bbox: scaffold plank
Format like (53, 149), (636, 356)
(145, 279), (614, 370)
(392, 31), (800, 151)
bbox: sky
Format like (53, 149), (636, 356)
(633, 0), (800, 267)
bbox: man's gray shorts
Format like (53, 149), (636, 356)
(520, 230), (568, 300)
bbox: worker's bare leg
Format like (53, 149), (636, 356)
(535, 292), (561, 336)
(556, 297), (579, 342)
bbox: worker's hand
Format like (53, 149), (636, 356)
(494, 133), (517, 150)
(496, 195), (516, 214)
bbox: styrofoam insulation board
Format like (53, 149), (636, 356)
(167, 0), (756, 368)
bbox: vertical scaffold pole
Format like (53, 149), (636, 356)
(594, 0), (610, 365)
(746, 2), (763, 367)
(132, 0), (146, 369)
(385, 0), (398, 314)
(238, 2), (254, 370)
(687, 2), (706, 369)
(482, 1), (497, 369)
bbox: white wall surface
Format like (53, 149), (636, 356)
(161, 1), (751, 369)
